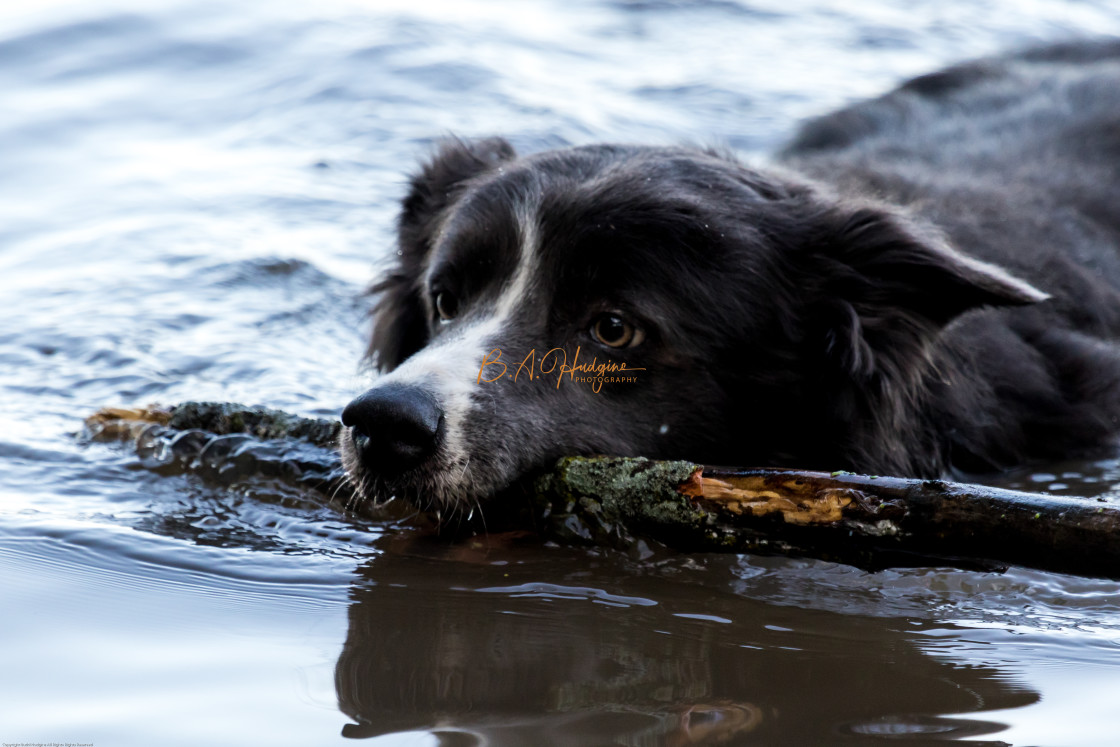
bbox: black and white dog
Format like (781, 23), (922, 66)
(341, 40), (1120, 513)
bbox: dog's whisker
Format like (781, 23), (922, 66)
(472, 497), (489, 538)
(327, 474), (350, 507)
(335, 476), (351, 511)
(355, 474), (374, 513)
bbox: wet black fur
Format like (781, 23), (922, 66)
(357, 40), (1120, 503)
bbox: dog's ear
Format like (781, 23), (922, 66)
(398, 136), (517, 248)
(367, 137), (516, 371)
(806, 205), (1047, 378)
(366, 271), (429, 371)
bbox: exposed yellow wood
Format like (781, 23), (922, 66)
(84, 405), (171, 440)
(693, 475), (852, 525)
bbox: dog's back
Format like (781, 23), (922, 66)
(783, 39), (1120, 299)
(782, 39), (1120, 473)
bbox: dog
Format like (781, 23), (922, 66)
(340, 39), (1120, 514)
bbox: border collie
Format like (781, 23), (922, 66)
(340, 40), (1120, 514)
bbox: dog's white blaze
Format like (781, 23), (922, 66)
(369, 197), (541, 492)
(495, 200), (541, 319)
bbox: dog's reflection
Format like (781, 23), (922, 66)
(334, 540), (1037, 745)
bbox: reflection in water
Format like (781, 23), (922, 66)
(334, 540), (1037, 744)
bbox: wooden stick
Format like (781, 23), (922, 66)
(534, 457), (1120, 578)
(84, 402), (353, 507)
(85, 403), (1120, 578)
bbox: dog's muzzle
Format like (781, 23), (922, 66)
(341, 383), (444, 476)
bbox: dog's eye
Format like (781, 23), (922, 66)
(591, 313), (644, 349)
(435, 291), (459, 322)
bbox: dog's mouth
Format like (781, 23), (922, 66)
(340, 433), (450, 513)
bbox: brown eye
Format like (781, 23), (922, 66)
(435, 291), (458, 322)
(591, 313), (644, 349)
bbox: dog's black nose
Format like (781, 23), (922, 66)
(341, 384), (443, 473)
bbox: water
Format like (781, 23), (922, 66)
(3, 0), (1120, 744)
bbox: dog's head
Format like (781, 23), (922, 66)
(340, 138), (1045, 513)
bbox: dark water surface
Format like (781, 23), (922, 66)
(4, 1), (1120, 744)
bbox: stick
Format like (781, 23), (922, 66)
(84, 402), (353, 507)
(84, 403), (1120, 578)
(534, 456), (1120, 577)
